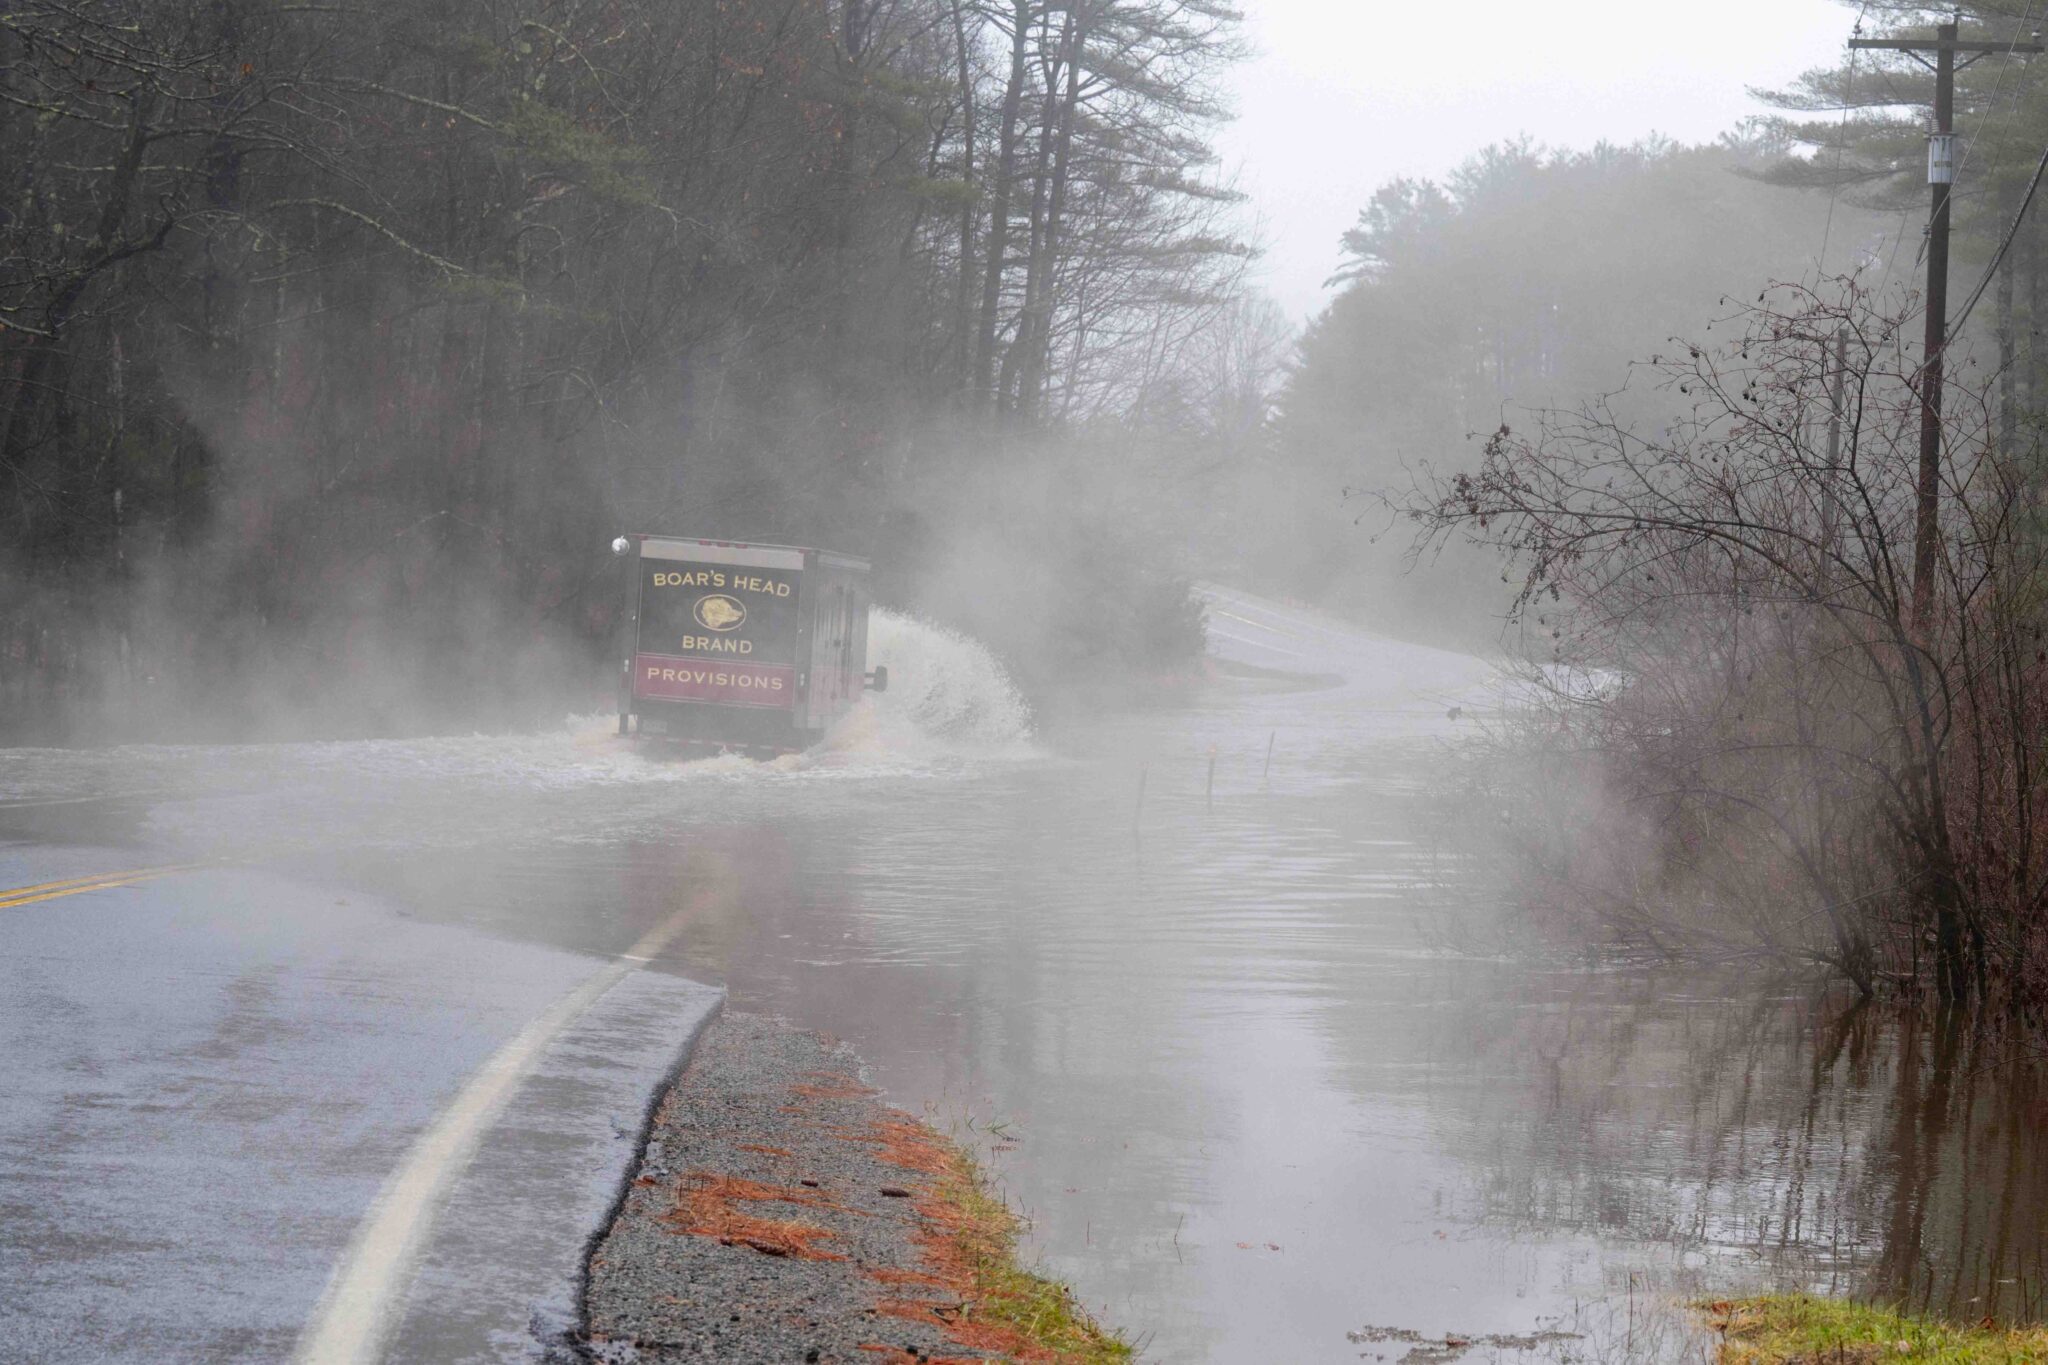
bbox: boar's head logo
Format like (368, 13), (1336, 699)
(693, 594), (747, 632)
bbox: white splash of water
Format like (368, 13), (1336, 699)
(816, 609), (1034, 760)
(11, 611), (1034, 858)
(545, 608), (1032, 778)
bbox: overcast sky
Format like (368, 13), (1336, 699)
(1218, 0), (1858, 322)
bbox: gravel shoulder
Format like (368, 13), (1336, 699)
(582, 1011), (1127, 1365)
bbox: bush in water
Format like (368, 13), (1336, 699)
(1408, 278), (2048, 1016)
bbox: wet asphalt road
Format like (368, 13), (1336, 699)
(15, 593), (2026, 1362)
(1, 595), (1524, 1364)
(0, 848), (721, 1364)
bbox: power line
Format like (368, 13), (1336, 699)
(1818, 4), (1873, 272)
(1878, 202), (1916, 296)
(1949, 133), (2048, 336)
(1946, 0), (2038, 188)
(1850, 20), (2042, 629)
(1944, 5), (2044, 334)
(1861, 10), (2036, 305)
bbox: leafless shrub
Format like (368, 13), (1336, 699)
(1409, 278), (2048, 1012)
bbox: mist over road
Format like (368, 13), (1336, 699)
(1, 597), (1511, 1363)
(7, 596), (1963, 1365)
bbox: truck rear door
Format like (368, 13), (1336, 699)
(632, 539), (805, 711)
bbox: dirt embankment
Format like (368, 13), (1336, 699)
(582, 1012), (1128, 1365)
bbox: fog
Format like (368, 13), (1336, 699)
(0, 0), (1903, 744)
(9, 3), (2048, 1363)
(1221, 0), (1855, 318)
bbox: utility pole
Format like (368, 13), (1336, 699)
(1821, 326), (1847, 593)
(1851, 22), (2041, 630)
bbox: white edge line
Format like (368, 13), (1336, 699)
(293, 919), (695, 1365)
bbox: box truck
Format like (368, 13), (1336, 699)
(613, 535), (884, 755)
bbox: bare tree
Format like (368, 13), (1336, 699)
(1409, 279), (2048, 1008)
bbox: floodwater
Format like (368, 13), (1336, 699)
(6, 595), (2046, 1362)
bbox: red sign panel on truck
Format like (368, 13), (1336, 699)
(617, 535), (879, 754)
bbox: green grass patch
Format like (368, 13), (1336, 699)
(1698, 1293), (2048, 1363)
(923, 1135), (1134, 1363)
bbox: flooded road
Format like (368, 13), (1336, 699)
(5, 594), (2046, 1361)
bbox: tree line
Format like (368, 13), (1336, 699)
(0, 0), (1247, 738)
(1292, 3), (2048, 1019)
(1257, 129), (1884, 645)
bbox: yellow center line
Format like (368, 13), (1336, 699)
(0, 877), (157, 909)
(0, 864), (195, 899)
(0, 863), (201, 910)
